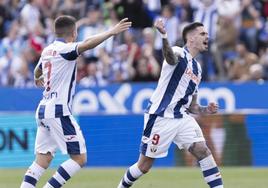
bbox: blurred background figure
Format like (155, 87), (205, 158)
(226, 42), (259, 81)
(239, 0), (261, 53)
(79, 56), (108, 87)
(107, 44), (135, 83)
(0, 0), (268, 86)
(192, 0), (218, 81)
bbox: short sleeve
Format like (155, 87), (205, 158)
(59, 42), (80, 61)
(172, 46), (184, 58)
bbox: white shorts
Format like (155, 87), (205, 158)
(35, 115), (87, 156)
(140, 113), (205, 158)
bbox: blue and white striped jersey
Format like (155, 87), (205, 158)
(145, 46), (202, 118)
(36, 38), (80, 119)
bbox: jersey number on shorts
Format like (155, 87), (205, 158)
(44, 61), (52, 91)
(152, 134), (160, 145)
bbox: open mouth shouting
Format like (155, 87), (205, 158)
(203, 41), (209, 49)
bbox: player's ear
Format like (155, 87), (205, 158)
(188, 35), (194, 43)
(72, 29), (77, 41)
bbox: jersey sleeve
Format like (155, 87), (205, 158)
(59, 42), (80, 61)
(172, 46), (184, 58)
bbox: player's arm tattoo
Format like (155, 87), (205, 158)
(198, 106), (209, 114)
(162, 38), (177, 65)
(188, 94), (209, 115)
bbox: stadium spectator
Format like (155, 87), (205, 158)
(0, 47), (12, 86)
(77, 4), (113, 58)
(0, 0), (12, 39)
(57, 0), (86, 19)
(248, 63), (265, 82)
(172, 0), (194, 24)
(78, 56), (108, 87)
(106, 44), (135, 83)
(132, 55), (159, 82)
(132, 27), (160, 82)
(227, 42), (259, 81)
(192, 0), (218, 81)
(239, 0), (262, 53)
(211, 15), (239, 80)
(20, 0), (42, 35)
(143, 0), (162, 21)
(258, 47), (268, 79)
(0, 20), (24, 57)
(1, 0), (268, 87)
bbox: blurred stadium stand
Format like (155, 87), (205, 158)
(0, 0), (268, 87)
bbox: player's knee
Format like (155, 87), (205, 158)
(36, 152), (53, 169)
(138, 164), (151, 174)
(188, 142), (211, 160)
(71, 153), (87, 167)
(137, 154), (154, 173)
(137, 161), (153, 174)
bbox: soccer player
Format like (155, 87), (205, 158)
(117, 19), (224, 188)
(20, 15), (131, 188)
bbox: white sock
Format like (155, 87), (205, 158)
(118, 163), (144, 188)
(20, 162), (46, 188)
(44, 159), (81, 188)
(199, 155), (224, 188)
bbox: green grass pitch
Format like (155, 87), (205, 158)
(1, 167), (268, 188)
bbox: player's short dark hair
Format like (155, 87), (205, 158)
(182, 22), (204, 44)
(54, 15), (76, 37)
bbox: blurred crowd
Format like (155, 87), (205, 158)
(0, 0), (268, 88)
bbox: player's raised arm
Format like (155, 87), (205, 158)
(188, 94), (219, 115)
(77, 18), (132, 54)
(154, 19), (177, 65)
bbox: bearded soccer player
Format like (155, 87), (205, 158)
(117, 19), (223, 188)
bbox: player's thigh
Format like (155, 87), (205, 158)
(173, 115), (205, 150)
(35, 119), (57, 155)
(140, 114), (178, 158)
(47, 116), (87, 155)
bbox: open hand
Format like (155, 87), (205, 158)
(111, 18), (132, 35)
(34, 77), (44, 87)
(207, 102), (219, 114)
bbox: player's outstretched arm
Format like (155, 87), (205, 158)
(154, 19), (177, 65)
(77, 18), (132, 54)
(188, 94), (218, 115)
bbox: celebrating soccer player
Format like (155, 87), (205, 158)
(117, 19), (223, 188)
(20, 15), (131, 188)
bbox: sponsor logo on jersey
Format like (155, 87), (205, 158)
(150, 146), (157, 153)
(185, 67), (200, 84)
(65, 135), (76, 141)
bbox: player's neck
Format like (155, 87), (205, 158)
(55, 36), (74, 43)
(65, 37), (74, 43)
(185, 45), (199, 58)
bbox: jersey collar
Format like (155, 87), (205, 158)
(183, 46), (194, 62)
(55, 38), (66, 43)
